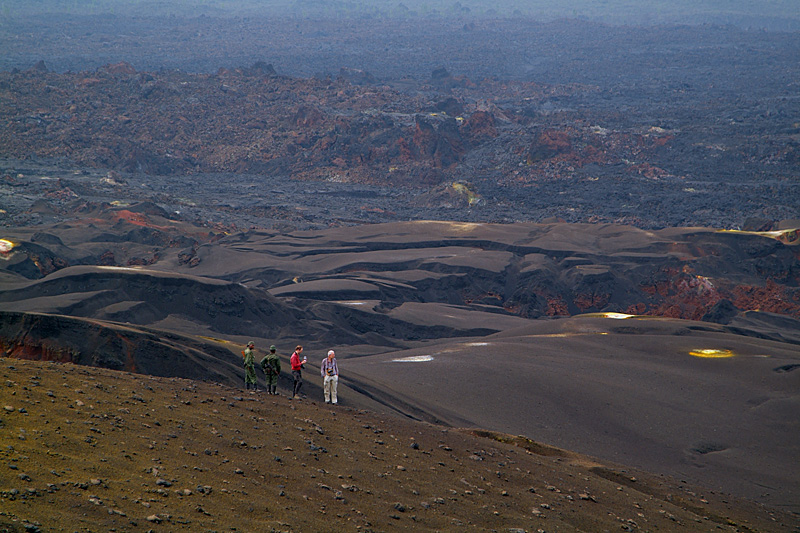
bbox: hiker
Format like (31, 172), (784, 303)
(320, 349), (339, 404)
(290, 345), (307, 399)
(260, 345), (281, 395)
(243, 341), (258, 391)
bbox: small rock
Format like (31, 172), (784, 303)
(156, 479), (172, 487)
(394, 502), (406, 512)
(146, 514), (161, 523)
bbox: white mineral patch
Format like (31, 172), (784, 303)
(391, 355), (434, 363)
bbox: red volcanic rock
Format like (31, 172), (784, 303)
(527, 129), (571, 164)
(732, 279), (800, 316)
(626, 162), (670, 179)
(98, 250), (117, 266)
(293, 105), (325, 128)
(411, 117), (464, 168)
(545, 295), (570, 316)
(464, 111), (497, 140)
(412, 118), (438, 157)
(0, 63), (793, 224)
(573, 291), (611, 312)
(632, 266), (800, 321)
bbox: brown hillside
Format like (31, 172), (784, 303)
(0, 359), (795, 532)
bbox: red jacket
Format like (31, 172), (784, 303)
(290, 351), (304, 371)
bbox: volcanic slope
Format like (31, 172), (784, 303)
(1, 212), (800, 518)
(3, 214), (799, 335)
(0, 359), (796, 532)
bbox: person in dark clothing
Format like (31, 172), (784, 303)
(260, 345), (281, 395)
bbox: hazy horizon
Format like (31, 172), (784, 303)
(1, 0), (799, 30)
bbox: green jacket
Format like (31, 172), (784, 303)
(261, 352), (281, 375)
(243, 347), (255, 368)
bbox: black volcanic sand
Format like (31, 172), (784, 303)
(344, 315), (800, 513)
(0, 359), (797, 532)
(1, 213), (799, 517)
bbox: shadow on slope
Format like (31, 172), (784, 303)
(0, 310), (241, 384)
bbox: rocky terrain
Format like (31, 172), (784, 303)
(1, 15), (799, 230)
(3, 358), (797, 532)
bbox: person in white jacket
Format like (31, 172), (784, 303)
(320, 349), (339, 404)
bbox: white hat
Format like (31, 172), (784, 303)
(327, 350), (335, 356)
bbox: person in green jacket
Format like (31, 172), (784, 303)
(243, 341), (258, 391)
(261, 345), (282, 395)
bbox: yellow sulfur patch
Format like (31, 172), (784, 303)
(690, 349), (735, 358)
(0, 239), (16, 254)
(524, 332), (609, 338)
(601, 312), (635, 319)
(578, 312), (636, 319)
(718, 228), (799, 246)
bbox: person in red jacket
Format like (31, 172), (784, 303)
(290, 345), (307, 399)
